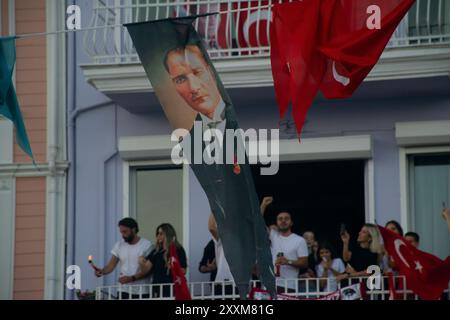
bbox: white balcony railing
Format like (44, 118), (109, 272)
(84, 0), (450, 64)
(94, 276), (450, 300)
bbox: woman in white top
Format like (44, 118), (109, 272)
(315, 242), (346, 293)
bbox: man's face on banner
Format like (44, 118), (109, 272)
(166, 45), (221, 119)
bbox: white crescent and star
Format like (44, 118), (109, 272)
(245, 10), (350, 88)
(243, 10), (271, 46)
(415, 261), (424, 273)
(394, 239), (411, 268)
(394, 239), (424, 273)
(332, 61), (351, 86)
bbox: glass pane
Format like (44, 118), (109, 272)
(411, 154), (450, 260)
(135, 167), (184, 247)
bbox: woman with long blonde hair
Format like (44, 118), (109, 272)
(139, 223), (187, 298)
(341, 223), (383, 278)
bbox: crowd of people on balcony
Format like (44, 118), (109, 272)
(92, 200), (450, 299)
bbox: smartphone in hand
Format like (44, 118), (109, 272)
(340, 223), (347, 235)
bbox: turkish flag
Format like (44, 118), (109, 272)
(320, 0), (415, 99)
(270, 0), (324, 133)
(270, 0), (415, 135)
(379, 226), (450, 300)
(169, 242), (192, 300)
(233, 1), (271, 50)
(387, 272), (399, 300)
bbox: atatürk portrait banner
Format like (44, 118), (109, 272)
(125, 15), (275, 299)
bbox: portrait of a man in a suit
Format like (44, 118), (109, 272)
(126, 17), (277, 297)
(163, 44), (227, 133)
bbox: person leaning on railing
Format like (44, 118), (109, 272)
(94, 218), (152, 300)
(315, 241), (346, 292)
(136, 223), (187, 299)
(340, 224), (383, 278)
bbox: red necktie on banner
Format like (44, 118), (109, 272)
(169, 242), (192, 300)
(270, 0), (416, 136)
(379, 226), (450, 300)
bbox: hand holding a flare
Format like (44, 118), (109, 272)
(89, 255), (119, 278)
(88, 255), (103, 277)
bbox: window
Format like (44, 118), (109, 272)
(408, 154), (450, 259)
(131, 166), (184, 247)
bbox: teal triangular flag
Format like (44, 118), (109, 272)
(0, 36), (33, 159)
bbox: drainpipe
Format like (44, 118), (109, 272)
(65, 0), (114, 299)
(65, 0), (77, 300)
(44, 0), (66, 300)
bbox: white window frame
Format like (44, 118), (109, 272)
(399, 145), (450, 232)
(122, 158), (191, 273)
(397, 119), (450, 231)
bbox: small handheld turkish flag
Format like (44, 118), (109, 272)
(169, 241), (192, 300)
(379, 226), (450, 300)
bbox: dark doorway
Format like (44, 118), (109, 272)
(251, 160), (366, 257)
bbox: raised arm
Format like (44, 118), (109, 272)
(260, 196), (277, 231)
(260, 196), (273, 215)
(341, 231), (352, 262)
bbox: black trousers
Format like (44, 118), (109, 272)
(214, 283), (236, 296)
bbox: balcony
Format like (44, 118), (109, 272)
(81, 0), (450, 100)
(92, 276), (450, 300)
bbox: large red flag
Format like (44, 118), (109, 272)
(169, 242), (192, 300)
(270, 0), (415, 135)
(270, 0), (324, 134)
(320, 0), (415, 99)
(379, 226), (450, 300)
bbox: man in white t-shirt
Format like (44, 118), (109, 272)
(208, 213), (235, 296)
(260, 197), (308, 292)
(94, 218), (152, 299)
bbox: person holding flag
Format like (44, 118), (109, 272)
(378, 225), (450, 300)
(139, 223), (188, 298)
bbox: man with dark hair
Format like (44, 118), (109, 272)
(94, 217), (152, 299)
(405, 232), (420, 248)
(261, 197), (308, 292)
